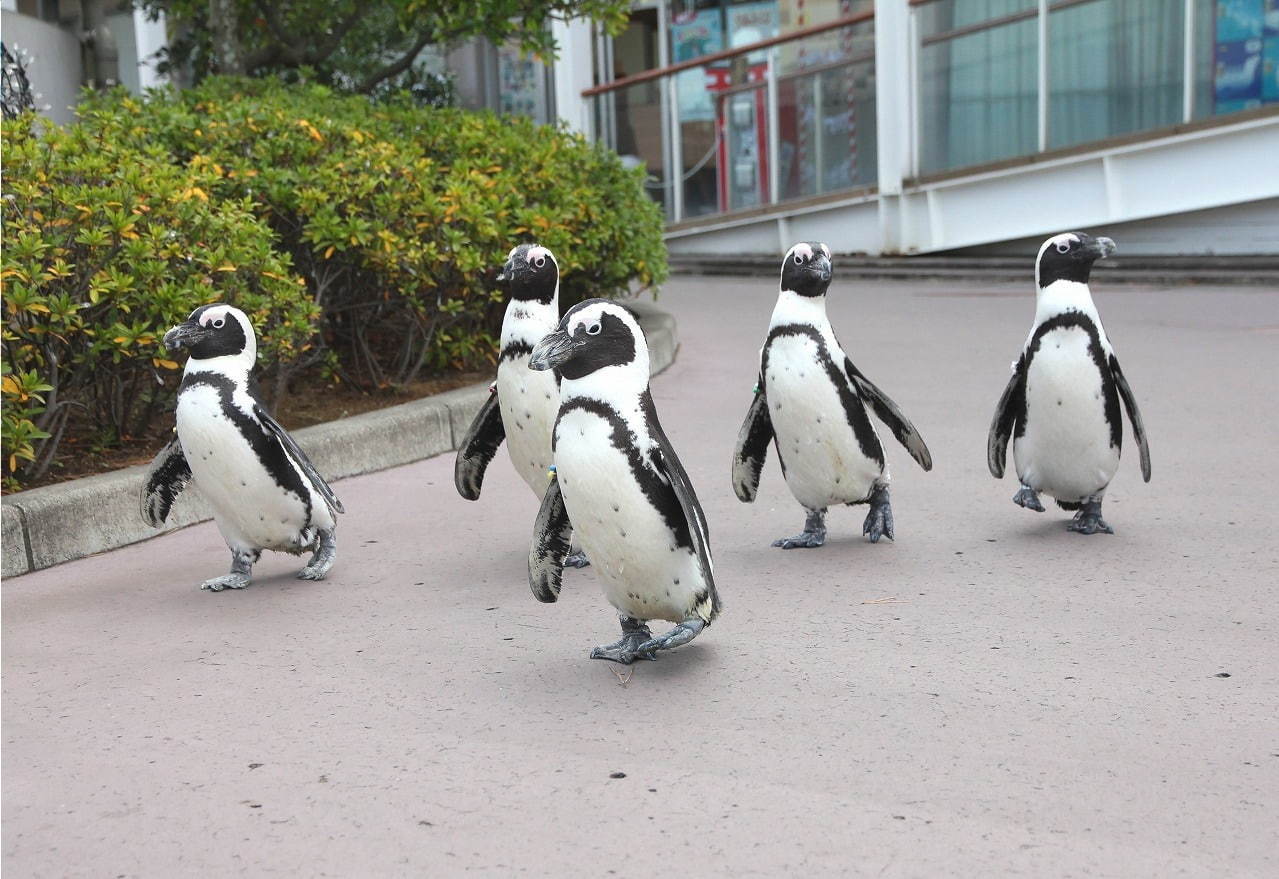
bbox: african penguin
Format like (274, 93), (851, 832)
(732, 242), (933, 548)
(141, 304), (344, 590)
(454, 245), (588, 566)
(526, 299), (720, 664)
(988, 232), (1151, 534)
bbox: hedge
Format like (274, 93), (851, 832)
(1, 78), (668, 489)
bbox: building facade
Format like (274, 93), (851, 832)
(534, 0), (1279, 256)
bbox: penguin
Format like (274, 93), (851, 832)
(526, 299), (720, 664)
(988, 232), (1151, 534)
(732, 242), (933, 548)
(454, 244), (588, 567)
(140, 304), (344, 590)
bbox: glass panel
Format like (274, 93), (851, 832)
(919, 17), (1037, 173)
(1193, 0), (1279, 119)
(601, 81), (670, 219)
(916, 0), (1037, 40)
(1048, 0), (1184, 149)
(778, 56), (876, 200)
(722, 85), (770, 211)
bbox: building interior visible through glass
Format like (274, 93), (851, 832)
(587, 0), (1276, 222)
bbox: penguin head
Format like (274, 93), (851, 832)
(528, 298), (642, 381)
(497, 243), (559, 304)
(163, 304), (256, 366)
(1036, 232), (1116, 288)
(780, 242), (833, 297)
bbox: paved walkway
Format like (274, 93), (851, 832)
(4, 275), (1277, 877)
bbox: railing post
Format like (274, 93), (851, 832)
(1037, 0), (1049, 151)
(767, 46), (781, 205)
(1182, 0), (1195, 122)
(875, 0), (912, 253)
(667, 74), (684, 223)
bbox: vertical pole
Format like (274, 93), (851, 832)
(767, 47), (781, 205)
(657, 0), (674, 221)
(1037, 0), (1049, 151)
(1182, 0), (1195, 122)
(551, 18), (594, 133)
(812, 71), (824, 195)
(668, 74), (684, 223)
(874, 0), (912, 253)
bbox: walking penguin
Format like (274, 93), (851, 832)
(141, 304), (344, 590)
(526, 299), (720, 664)
(732, 242), (933, 548)
(987, 232), (1151, 534)
(454, 244), (587, 566)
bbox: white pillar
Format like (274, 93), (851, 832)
(551, 18), (595, 134)
(874, 0), (912, 253)
(132, 6), (169, 90)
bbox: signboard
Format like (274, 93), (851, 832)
(671, 9), (723, 122)
(1214, 0), (1279, 113)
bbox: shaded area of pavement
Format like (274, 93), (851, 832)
(4, 276), (1277, 877)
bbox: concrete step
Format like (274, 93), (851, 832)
(668, 254), (1279, 286)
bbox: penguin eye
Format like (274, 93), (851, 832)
(1056, 242), (1071, 254)
(586, 322), (602, 336)
(533, 256), (546, 268)
(793, 253), (805, 264)
(212, 318), (225, 329)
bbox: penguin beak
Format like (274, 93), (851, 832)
(529, 328), (580, 371)
(1093, 237), (1116, 259)
(495, 259), (516, 284)
(812, 254), (832, 283)
(163, 320), (211, 351)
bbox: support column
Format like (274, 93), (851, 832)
(551, 18), (595, 134)
(874, 0), (912, 254)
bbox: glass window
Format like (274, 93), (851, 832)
(1195, 0), (1279, 118)
(919, 15), (1038, 173)
(1048, 0), (1185, 150)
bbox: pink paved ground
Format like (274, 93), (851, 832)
(4, 276), (1277, 877)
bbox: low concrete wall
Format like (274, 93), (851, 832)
(0, 302), (676, 577)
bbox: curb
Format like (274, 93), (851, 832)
(0, 301), (677, 578)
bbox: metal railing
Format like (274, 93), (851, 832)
(583, 11), (876, 225)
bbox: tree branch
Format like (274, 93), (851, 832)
(356, 30), (434, 93)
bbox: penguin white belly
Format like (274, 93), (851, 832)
(1015, 328), (1119, 501)
(497, 357), (558, 498)
(554, 410), (703, 624)
(765, 336), (883, 509)
(176, 387), (318, 553)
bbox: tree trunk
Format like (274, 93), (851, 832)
(209, 0), (244, 75)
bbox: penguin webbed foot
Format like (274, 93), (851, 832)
(1013, 484), (1046, 512)
(564, 550), (591, 569)
(636, 618), (706, 658)
(862, 485), (894, 543)
(202, 548), (258, 592)
(590, 617), (656, 665)
(200, 573), (251, 592)
(773, 508), (826, 549)
(297, 527), (337, 580)
(1067, 500), (1113, 535)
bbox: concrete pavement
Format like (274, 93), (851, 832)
(4, 275), (1277, 877)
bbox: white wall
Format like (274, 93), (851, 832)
(1, 9), (82, 125)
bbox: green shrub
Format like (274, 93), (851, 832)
(80, 78), (669, 389)
(1, 114), (317, 487)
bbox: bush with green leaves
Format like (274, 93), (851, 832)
(1, 115), (317, 487)
(80, 78), (668, 390)
(2, 79), (668, 489)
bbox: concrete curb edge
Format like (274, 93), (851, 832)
(1, 302), (677, 578)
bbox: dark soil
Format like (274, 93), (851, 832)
(10, 370), (489, 493)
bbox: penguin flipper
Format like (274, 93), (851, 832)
(731, 381), (773, 502)
(528, 473), (572, 603)
(844, 358), (933, 472)
(140, 434), (192, 526)
(1109, 354), (1151, 483)
(254, 405), (345, 516)
(454, 389), (505, 501)
(643, 393), (719, 622)
(987, 356), (1026, 479)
